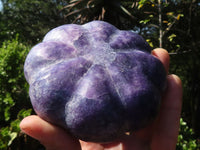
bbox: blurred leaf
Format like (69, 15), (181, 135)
(168, 34), (176, 42)
(139, 19), (150, 24)
(176, 118), (198, 150)
(7, 132), (17, 146)
(17, 108), (32, 120)
(138, 4), (143, 9)
(166, 12), (174, 16)
(146, 39), (154, 47)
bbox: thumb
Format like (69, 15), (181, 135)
(20, 115), (81, 150)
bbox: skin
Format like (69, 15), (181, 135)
(20, 48), (182, 150)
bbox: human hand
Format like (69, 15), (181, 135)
(20, 48), (182, 150)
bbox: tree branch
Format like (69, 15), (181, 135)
(158, 0), (163, 48)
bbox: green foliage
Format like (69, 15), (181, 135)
(0, 109), (32, 150)
(0, 0), (69, 44)
(0, 36), (33, 149)
(0, 35), (31, 125)
(176, 118), (199, 150)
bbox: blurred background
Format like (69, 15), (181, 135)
(0, 0), (199, 149)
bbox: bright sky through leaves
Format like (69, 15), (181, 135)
(0, 1), (2, 11)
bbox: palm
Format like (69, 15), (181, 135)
(79, 127), (153, 150)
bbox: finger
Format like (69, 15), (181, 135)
(151, 74), (182, 150)
(152, 48), (170, 73)
(79, 141), (104, 150)
(20, 115), (81, 150)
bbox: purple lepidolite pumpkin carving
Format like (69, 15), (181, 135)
(24, 21), (166, 142)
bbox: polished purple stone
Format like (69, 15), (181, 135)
(24, 21), (166, 142)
